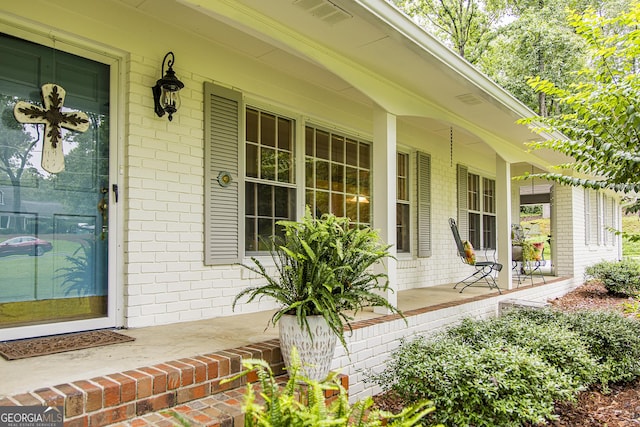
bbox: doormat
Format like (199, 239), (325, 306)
(0, 330), (135, 360)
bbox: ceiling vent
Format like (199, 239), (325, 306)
(293, 0), (352, 25)
(455, 93), (483, 105)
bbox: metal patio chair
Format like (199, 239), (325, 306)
(449, 217), (502, 294)
(511, 224), (547, 287)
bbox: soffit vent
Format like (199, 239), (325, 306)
(455, 93), (483, 105)
(293, 0), (352, 25)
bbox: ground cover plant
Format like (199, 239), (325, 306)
(367, 306), (640, 427)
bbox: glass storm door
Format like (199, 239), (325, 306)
(0, 34), (111, 336)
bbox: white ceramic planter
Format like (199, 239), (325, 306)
(278, 314), (338, 382)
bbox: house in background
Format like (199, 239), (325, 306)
(0, 0), (621, 349)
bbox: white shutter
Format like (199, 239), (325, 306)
(417, 151), (431, 257)
(204, 83), (242, 265)
(457, 164), (469, 241)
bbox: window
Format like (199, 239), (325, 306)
(245, 108), (296, 252)
(597, 192), (604, 245)
(607, 197), (616, 246)
(304, 126), (371, 227)
(467, 172), (496, 249)
(584, 189), (599, 245)
(396, 152), (410, 253)
(584, 188), (591, 244)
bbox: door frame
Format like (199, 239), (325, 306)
(0, 15), (125, 341)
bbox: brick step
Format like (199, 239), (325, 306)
(1, 340), (286, 427)
(113, 379), (255, 427)
(115, 371), (347, 427)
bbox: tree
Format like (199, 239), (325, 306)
(479, 1), (588, 115)
(519, 2), (640, 211)
(391, 0), (503, 64)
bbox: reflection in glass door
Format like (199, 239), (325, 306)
(0, 34), (110, 331)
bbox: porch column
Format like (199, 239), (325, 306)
(496, 154), (513, 290)
(372, 106), (397, 312)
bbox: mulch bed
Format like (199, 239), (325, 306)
(0, 330), (134, 360)
(372, 281), (640, 426)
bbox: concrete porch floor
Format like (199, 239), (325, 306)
(0, 278), (546, 398)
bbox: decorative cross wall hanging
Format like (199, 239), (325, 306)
(14, 83), (90, 173)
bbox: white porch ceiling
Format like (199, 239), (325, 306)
(115, 0), (566, 168)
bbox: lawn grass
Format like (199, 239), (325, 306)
(519, 215), (640, 259)
(622, 215), (640, 257)
(520, 216), (551, 259)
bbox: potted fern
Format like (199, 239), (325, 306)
(233, 208), (402, 381)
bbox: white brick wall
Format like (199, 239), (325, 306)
(554, 185), (620, 280)
(126, 17), (623, 332)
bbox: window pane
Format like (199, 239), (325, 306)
(346, 139), (357, 166)
(261, 112), (276, 147)
(359, 142), (370, 169)
(316, 130), (330, 160)
(346, 167), (358, 194)
(274, 187), (293, 218)
(278, 151), (292, 183)
(468, 212), (480, 249)
(483, 215), (496, 249)
(359, 170), (370, 196)
(245, 182), (255, 215)
(257, 218), (273, 250)
(397, 203), (410, 253)
(397, 177), (407, 201)
(346, 197), (357, 220)
(331, 193), (344, 217)
(331, 135), (344, 163)
(305, 158), (314, 188)
(305, 189), (314, 210)
(397, 153), (406, 176)
(316, 191), (329, 216)
(468, 173), (480, 211)
(261, 147), (276, 180)
(305, 126), (314, 156)
(274, 221), (286, 243)
(316, 160), (329, 190)
(245, 218), (256, 251)
(246, 108), (259, 143)
(257, 184), (272, 216)
(278, 117), (292, 151)
(246, 144), (258, 178)
(359, 200), (370, 224)
(331, 163), (344, 192)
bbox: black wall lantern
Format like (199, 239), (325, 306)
(152, 52), (184, 121)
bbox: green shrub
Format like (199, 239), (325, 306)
(446, 311), (599, 388)
(225, 347), (442, 427)
(367, 307), (640, 426)
(367, 336), (579, 427)
(564, 309), (640, 387)
(585, 259), (640, 297)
